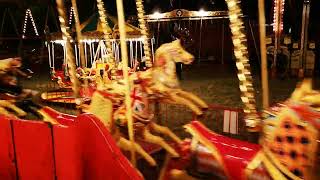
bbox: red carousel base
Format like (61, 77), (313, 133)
(0, 109), (142, 180)
(161, 121), (262, 180)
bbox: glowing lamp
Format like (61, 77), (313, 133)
(197, 9), (208, 17)
(151, 11), (163, 19)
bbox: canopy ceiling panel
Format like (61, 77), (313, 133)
(48, 11), (143, 41)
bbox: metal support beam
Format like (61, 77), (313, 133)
(221, 19), (224, 64)
(300, 0), (311, 73)
(198, 18), (203, 62)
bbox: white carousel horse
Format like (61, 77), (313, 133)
(100, 39), (208, 116)
(85, 40), (208, 166)
(138, 39), (208, 115)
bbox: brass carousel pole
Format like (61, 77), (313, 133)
(116, 0), (136, 166)
(258, 0), (270, 108)
(71, 0), (86, 68)
(56, 0), (80, 97)
(299, 0), (311, 77)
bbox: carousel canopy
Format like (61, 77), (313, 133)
(48, 11), (143, 41)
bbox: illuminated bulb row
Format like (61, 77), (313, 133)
(51, 38), (145, 44)
(280, 0), (285, 32)
(272, 0), (278, 32)
(96, 0), (113, 60)
(273, 0), (285, 33)
(22, 9), (39, 37)
(69, 7), (74, 25)
(22, 10), (29, 35)
(80, 39), (100, 43)
(135, 0), (152, 67)
(226, 0), (260, 129)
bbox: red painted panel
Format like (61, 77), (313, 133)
(12, 120), (55, 180)
(188, 121), (261, 180)
(76, 114), (143, 180)
(53, 124), (83, 180)
(0, 116), (16, 180)
(41, 106), (77, 126)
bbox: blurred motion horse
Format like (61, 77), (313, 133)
(169, 79), (320, 180)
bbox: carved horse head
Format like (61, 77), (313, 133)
(154, 39), (194, 67)
(151, 40), (195, 89)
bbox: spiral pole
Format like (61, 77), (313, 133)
(56, 0), (80, 97)
(135, 0), (152, 67)
(96, 0), (113, 60)
(71, 0), (86, 68)
(226, 0), (261, 130)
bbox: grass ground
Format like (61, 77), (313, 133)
(21, 61), (320, 138)
(20, 61), (320, 177)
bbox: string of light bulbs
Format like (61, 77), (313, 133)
(69, 7), (74, 25)
(273, 0), (285, 33)
(22, 9), (39, 37)
(96, 0), (113, 62)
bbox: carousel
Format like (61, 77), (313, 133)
(0, 0), (319, 180)
(42, 6), (156, 104)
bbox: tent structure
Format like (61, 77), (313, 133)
(47, 12), (144, 41)
(46, 10), (155, 69)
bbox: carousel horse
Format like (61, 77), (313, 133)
(84, 40), (208, 166)
(101, 39), (208, 116)
(86, 82), (183, 166)
(0, 57), (38, 102)
(140, 39), (208, 115)
(0, 58), (58, 123)
(168, 79), (320, 180)
(0, 57), (23, 74)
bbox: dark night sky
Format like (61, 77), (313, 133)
(65, 0), (320, 41)
(1, 0), (320, 41)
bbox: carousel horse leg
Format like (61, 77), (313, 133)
(0, 100), (26, 117)
(143, 128), (180, 158)
(149, 122), (182, 144)
(176, 89), (208, 109)
(168, 93), (203, 115)
(117, 137), (157, 166)
(0, 107), (11, 116)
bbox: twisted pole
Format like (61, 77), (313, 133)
(71, 0), (86, 68)
(96, 0), (113, 60)
(56, 0), (80, 97)
(135, 0), (152, 67)
(226, 0), (261, 131)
